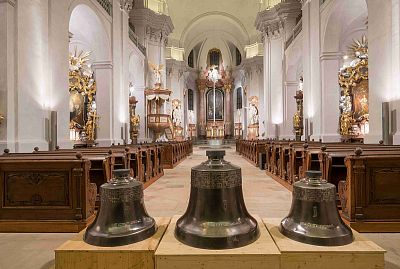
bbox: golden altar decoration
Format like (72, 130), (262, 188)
(293, 78), (304, 141)
(338, 35), (369, 141)
(129, 95), (139, 144)
(69, 49), (98, 145)
(196, 64), (234, 139)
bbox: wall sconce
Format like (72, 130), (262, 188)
(0, 114), (4, 125)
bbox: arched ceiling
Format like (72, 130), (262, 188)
(166, 0), (260, 50)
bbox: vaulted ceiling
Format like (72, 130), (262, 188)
(166, 0), (261, 52)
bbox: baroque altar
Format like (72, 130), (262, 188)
(196, 64), (234, 139)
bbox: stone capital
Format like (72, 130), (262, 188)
(120, 0), (134, 12)
(0, 0), (16, 6)
(255, 0), (301, 38)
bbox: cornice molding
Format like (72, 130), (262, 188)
(92, 61), (113, 69)
(255, 0), (301, 38)
(320, 51), (343, 61)
(130, 8), (174, 41)
(0, 0), (16, 7)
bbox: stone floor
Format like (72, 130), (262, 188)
(0, 146), (399, 269)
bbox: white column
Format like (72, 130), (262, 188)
(366, 0), (395, 143)
(48, 0), (71, 149)
(263, 36), (273, 137)
(111, 1), (126, 145)
(302, 0), (321, 141)
(92, 62), (113, 146)
(135, 86), (147, 142)
(15, 0), (50, 152)
(282, 81), (298, 139)
(264, 34), (284, 138)
(320, 52), (341, 142)
(0, 0), (16, 152)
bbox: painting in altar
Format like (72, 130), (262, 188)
(206, 89), (224, 121)
(69, 91), (85, 128)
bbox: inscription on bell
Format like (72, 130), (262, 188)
(175, 150), (260, 249)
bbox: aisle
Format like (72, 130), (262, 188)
(145, 146), (292, 218)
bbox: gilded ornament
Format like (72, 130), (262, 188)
(338, 35), (369, 139)
(69, 49), (98, 142)
(131, 114), (140, 127)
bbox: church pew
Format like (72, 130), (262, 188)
(317, 145), (400, 189)
(159, 140), (192, 169)
(237, 139), (267, 168)
(0, 153), (96, 232)
(339, 149), (400, 232)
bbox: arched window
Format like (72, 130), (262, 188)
(236, 87), (243, 109)
(188, 89), (194, 110)
(188, 50), (194, 68)
(236, 48), (242, 66)
(208, 48), (221, 67)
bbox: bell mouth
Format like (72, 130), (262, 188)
(279, 217), (354, 246)
(175, 216), (260, 250)
(84, 217), (157, 247)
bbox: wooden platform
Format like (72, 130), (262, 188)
(0, 214), (95, 233)
(55, 217), (171, 269)
(155, 215), (280, 269)
(263, 218), (386, 269)
(342, 217), (400, 233)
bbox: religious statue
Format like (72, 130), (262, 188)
(188, 110), (195, 125)
(172, 107), (182, 127)
(207, 65), (220, 83)
(359, 94), (368, 116)
(236, 109), (241, 122)
(131, 114), (140, 127)
(149, 62), (164, 85)
(249, 104), (259, 125)
(293, 112), (301, 129)
(340, 112), (353, 136)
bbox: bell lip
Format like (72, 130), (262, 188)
(279, 219), (354, 247)
(174, 224), (260, 250)
(83, 220), (157, 247)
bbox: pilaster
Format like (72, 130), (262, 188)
(256, 0), (301, 139)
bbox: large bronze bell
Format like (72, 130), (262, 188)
(280, 170), (353, 246)
(84, 169), (156, 247)
(175, 150), (259, 249)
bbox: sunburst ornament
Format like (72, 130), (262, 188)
(348, 35), (368, 59)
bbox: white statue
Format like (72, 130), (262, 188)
(149, 63), (164, 85)
(188, 110), (195, 124)
(172, 107), (182, 127)
(236, 109), (242, 123)
(207, 66), (220, 83)
(249, 104), (259, 125)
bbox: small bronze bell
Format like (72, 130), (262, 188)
(84, 169), (156, 246)
(280, 170), (353, 246)
(175, 150), (259, 249)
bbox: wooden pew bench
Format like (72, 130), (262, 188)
(339, 149), (400, 232)
(0, 154), (96, 232)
